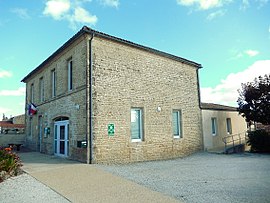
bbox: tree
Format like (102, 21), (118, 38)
(237, 74), (270, 125)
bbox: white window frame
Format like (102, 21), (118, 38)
(173, 110), (182, 138)
(211, 117), (217, 136)
(51, 69), (56, 97)
(226, 118), (232, 134)
(131, 108), (143, 142)
(68, 59), (73, 91)
(39, 77), (44, 102)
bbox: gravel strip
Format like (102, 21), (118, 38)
(96, 152), (270, 203)
(0, 173), (70, 203)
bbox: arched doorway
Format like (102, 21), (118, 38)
(54, 117), (69, 157)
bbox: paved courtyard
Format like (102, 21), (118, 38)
(97, 152), (270, 203)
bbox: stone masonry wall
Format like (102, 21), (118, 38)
(13, 114), (25, 125)
(92, 37), (203, 163)
(24, 35), (88, 159)
(24, 31), (203, 164)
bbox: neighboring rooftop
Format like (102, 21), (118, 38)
(21, 26), (202, 82)
(0, 121), (25, 129)
(201, 103), (238, 111)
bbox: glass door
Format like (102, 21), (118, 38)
(54, 120), (69, 157)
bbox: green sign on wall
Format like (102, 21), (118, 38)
(108, 123), (115, 136)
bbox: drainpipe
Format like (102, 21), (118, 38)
(196, 68), (204, 150)
(86, 33), (94, 164)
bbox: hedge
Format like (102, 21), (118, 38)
(247, 130), (270, 153)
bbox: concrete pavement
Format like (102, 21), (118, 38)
(19, 152), (180, 203)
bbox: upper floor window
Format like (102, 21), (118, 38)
(30, 83), (34, 103)
(39, 77), (44, 102)
(211, 117), (217, 136)
(68, 59), (73, 91)
(131, 108), (143, 142)
(173, 110), (183, 138)
(51, 69), (56, 97)
(226, 118), (232, 134)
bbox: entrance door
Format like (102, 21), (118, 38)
(54, 120), (69, 157)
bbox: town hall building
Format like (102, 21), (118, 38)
(22, 26), (203, 164)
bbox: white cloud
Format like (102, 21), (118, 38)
(240, 0), (250, 10)
(43, 0), (97, 29)
(176, 0), (232, 10)
(200, 60), (270, 106)
(99, 0), (119, 7)
(72, 7), (97, 24)
(241, 0), (269, 9)
(177, 0), (268, 11)
(0, 87), (25, 96)
(43, 0), (71, 20)
(19, 102), (25, 107)
(245, 50), (259, 57)
(10, 8), (30, 19)
(0, 70), (12, 78)
(229, 49), (259, 60)
(207, 9), (226, 20)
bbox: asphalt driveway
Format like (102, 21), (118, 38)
(96, 152), (270, 203)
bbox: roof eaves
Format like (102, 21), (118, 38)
(83, 26), (202, 69)
(22, 26), (202, 83)
(201, 103), (238, 111)
(21, 27), (86, 83)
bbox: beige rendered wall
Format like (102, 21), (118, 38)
(202, 109), (247, 151)
(92, 37), (203, 163)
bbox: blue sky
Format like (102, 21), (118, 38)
(0, 0), (270, 118)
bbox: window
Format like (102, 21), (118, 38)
(131, 108), (143, 141)
(173, 110), (182, 138)
(68, 59), (73, 91)
(226, 118), (232, 134)
(39, 77), (44, 102)
(30, 83), (34, 103)
(51, 69), (56, 97)
(211, 117), (217, 136)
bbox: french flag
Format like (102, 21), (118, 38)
(28, 103), (37, 116)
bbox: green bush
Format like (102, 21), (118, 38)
(247, 130), (270, 153)
(0, 147), (23, 182)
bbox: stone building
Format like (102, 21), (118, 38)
(0, 114), (25, 134)
(201, 103), (247, 151)
(21, 26), (203, 164)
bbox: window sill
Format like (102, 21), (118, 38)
(131, 139), (142, 143)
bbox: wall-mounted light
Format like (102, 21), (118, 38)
(157, 106), (161, 112)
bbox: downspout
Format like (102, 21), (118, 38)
(196, 67), (204, 151)
(86, 33), (94, 164)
